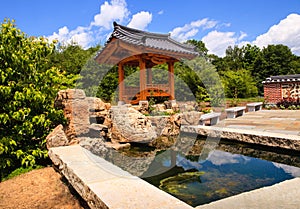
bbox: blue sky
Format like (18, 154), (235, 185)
(1, 0), (300, 56)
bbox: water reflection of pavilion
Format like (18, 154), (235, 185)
(95, 22), (198, 104)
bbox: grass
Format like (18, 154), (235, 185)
(226, 97), (264, 103)
(2, 165), (44, 181)
(226, 97), (264, 107)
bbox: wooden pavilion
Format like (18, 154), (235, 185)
(95, 22), (198, 104)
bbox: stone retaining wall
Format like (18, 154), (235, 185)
(181, 125), (300, 151)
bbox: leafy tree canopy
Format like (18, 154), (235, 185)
(0, 19), (74, 180)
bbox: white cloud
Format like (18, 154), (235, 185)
(127, 11), (152, 30)
(200, 13), (300, 57)
(238, 31), (247, 41)
(253, 13), (300, 55)
(91, 0), (129, 29)
(48, 26), (93, 48)
(201, 30), (248, 57)
(47, 0), (130, 49)
(170, 18), (218, 42)
(206, 150), (250, 166)
(158, 10), (164, 15)
(273, 162), (300, 177)
(202, 31), (235, 57)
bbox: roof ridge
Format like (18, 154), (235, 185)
(166, 36), (197, 50)
(271, 74), (300, 79)
(113, 21), (169, 39)
(113, 22), (197, 52)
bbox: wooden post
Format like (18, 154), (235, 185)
(118, 63), (125, 102)
(168, 61), (175, 100)
(139, 57), (147, 101)
(147, 68), (153, 85)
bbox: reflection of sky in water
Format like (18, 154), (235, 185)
(273, 162), (300, 177)
(206, 150), (251, 165)
(162, 159), (171, 167)
(176, 155), (203, 170)
(176, 149), (300, 178)
(146, 147), (300, 207)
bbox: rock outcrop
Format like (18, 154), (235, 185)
(110, 105), (157, 143)
(46, 124), (69, 148)
(53, 89), (112, 145)
(50, 89), (186, 148)
(86, 97), (111, 128)
(54, 89), (90, 143)
(180, 111), (203, 126)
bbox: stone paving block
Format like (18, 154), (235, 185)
(49, 145), (193, 209)
(196, 178), (300, 209)
(88, 177), (193, 209)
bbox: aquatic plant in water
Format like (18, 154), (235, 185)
(159, 171), (205, 197)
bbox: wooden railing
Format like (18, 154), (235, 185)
(122, 84), (171, 104)
(123, 84), (169, 96)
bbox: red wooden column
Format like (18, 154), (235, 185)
(168, 61), (175, 100)
(118, 63), (125, 102)
(139, 57), (147, 101)
(147, 68), (153, 85)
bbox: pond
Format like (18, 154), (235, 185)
(84, 132), (300, 207)
(134, 133), (300, 207)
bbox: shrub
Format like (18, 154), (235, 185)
(0, 19), (73, 181)
(276, 99), (300, 109)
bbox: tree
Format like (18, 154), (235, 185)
(253, 44), (298, 94)
(49, 43), (100, 75)
(223, 45), (245, 71)
(242, 44), (261, 72)
(185, 39), (208, 57)
(211, 44), (300, 96)
(0, 19), (74, 180)
(182, 56), (225, 106)
(222, 69), (258, 98)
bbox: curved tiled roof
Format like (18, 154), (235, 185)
(95, 22), (198, 64)
(262, 74), (300, 83)
(108, 22), (198, 55)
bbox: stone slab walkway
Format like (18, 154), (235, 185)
(219, 110), (300, 135)
(181, 110), (300, 151)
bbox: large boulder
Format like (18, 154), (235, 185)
(148, 114), (181, 149)
(110, 105), (157, 143)
(180, 111), (203, 126)
(54, 89), (90, 141)
(86, 97), (112, 129)
(46, 124), (69, 148)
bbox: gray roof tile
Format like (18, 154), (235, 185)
(106, 22), (198, 55)
(263, 74), (300, 83)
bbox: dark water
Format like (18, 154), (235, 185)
(139, 134), (300, 207)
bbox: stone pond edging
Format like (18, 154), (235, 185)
(180, 125), (300, 151)
(48, 145), (194, 209)
(48, 143), (300, 209)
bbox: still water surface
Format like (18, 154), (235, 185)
(86, 133), (300, 207)
(140, 134), (300, 207)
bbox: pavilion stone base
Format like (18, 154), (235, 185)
(169, 99), (176, 104)
(139, 100), (149, 107)
(118, 101), (126, 106)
